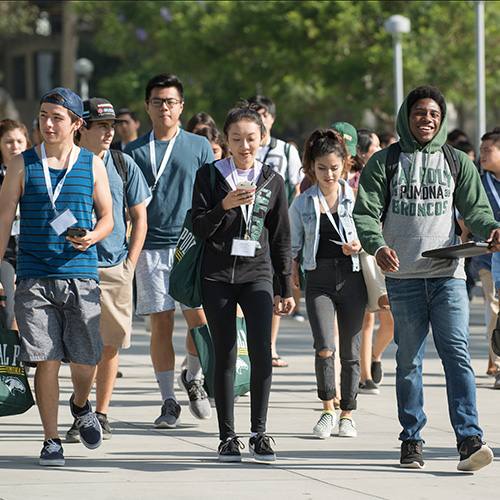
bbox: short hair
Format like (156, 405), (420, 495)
(185, 112), (217, 133)
(302, 129), (354, 183)
(145, 73), (184, 102)
(448, 128), (468, 145)
(378, 131), (396, 148)
(195, 127), (228, 158)
(406, 85), (446, 118)
(223, 101), (266, 138)
(40, 93), (81, 123)
(116, 108), (138, 122)
(481, 132), (500, 148)
(0, 119), (32, 164)
(454, 140), (475, 155)
(247, 95), (276, 118)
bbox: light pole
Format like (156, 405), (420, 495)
(384, 15), (411, 122)
(475, 1), (485, 150)
(74, 58), (94, 101)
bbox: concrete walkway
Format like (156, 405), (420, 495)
(1, 293), (498, 500)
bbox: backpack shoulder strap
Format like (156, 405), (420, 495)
(442, 143), (462, 236)
(442, 143), (461, 187)
(110, 149), (130, 219)
(381, 142), (402, 224)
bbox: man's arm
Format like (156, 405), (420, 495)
(0, 156), (24, 303)
(126, 201), (147, 268)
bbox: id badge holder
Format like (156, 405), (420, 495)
(49, 208), (78, 236)
(231, 238), (257, 257)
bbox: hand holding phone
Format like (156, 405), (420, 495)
(67, 227), (87, 238)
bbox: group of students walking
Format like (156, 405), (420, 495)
(0, 75), (498, 473)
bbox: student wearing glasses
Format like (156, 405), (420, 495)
(125, 73), (215, 429)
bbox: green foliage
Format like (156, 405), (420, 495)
(0, 1), (39, 37)
(72, 1), (500, 139)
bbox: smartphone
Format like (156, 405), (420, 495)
(236, 180), (256, 191)
(67, 227), (87, 237)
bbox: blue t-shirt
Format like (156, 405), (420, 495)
(471, 172), (500, 272)
(125, 129), (215, 249)
(96, 150), (150, 267)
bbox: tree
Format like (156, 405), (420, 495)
(72, 1), (500, 142)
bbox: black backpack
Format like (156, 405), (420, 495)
(381, 142), (461, 233)
(110, 149), (129, 220)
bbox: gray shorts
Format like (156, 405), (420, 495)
(135, 248), (201, 315)
(14, 278), (103, 365)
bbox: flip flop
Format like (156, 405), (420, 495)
(272, 356), (288, 368)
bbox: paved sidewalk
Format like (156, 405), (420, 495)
(0, 294), (498, 500)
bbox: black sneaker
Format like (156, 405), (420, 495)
(39, 438), (65, 466)
(358, 380), (380, 395)
(65, 420), (81, 443)
(249, 433), (276, 463)
(218, 436), (244, 462)
(371, 360), (383, 385)
(457, 436), (494, 471)
(400, 439), (424, 469)
(96, 413), (112, 440)
(69, 394), (103, 450)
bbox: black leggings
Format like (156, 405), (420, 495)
(201, 279), (274, 440)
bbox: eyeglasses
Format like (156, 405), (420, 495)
(147, 97), (183, 108)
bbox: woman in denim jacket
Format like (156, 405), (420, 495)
(289, 129), (367, 439)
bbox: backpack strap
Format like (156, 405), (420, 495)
(110, 149), (130, 220)
(262, 136), (278, 164)
(442, 143), (462, 236)
(381, 142), (402, 224)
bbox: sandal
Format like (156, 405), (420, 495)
(272, 356), (288, 368)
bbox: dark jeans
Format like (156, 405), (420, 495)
(201, 279), (274, 440)
(306, 258), (366, 411)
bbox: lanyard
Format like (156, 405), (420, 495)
(41, 142), (77, 214)
(228, 157), (260, 238)
(486, 172), (500, 213)
(318, 185), (345, 243)
(149, 127), (180, 191)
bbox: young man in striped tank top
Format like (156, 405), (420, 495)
(0, 87), (114, 467)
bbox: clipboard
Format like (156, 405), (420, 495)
(421, 242), (491, 259)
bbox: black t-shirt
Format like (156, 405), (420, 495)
(316, 212), (348, 259)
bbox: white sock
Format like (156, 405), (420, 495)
(186, 353), (202, 382)
(155, 370), (176, 403)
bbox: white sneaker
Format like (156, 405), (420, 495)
(338, 417), (357, 437)
(313, 412), (337, 439)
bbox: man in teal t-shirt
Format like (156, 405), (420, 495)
(66, 97), (150, 442)
(125, 73), (215, 427)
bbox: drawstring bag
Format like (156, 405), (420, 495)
(0, 307), (35, 416)
(190, 317), (251, 398)
(169, 164), (215, 308)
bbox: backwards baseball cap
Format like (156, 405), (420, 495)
(83, 97), (127, 123)
(40, 87), (85, 121)
(331, 121), (358, 156)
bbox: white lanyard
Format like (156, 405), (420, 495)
(149, 127), (180, 191)
(41, 142), (77, 214)
(228, 157), (260, 237)
(318, 185), (345, 243)
(486, 172), (500, 212)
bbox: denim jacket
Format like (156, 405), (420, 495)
(289, 179), (360, 272)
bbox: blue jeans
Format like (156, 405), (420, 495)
(386, 276), (482, 447)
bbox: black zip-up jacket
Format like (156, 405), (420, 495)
(191, 160), (292, 298)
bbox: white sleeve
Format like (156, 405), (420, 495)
(287, 144), (303, 185)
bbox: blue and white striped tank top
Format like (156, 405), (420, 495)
(17, 147), (98, 282)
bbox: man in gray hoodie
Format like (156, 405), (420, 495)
(353, 85), (500, 472)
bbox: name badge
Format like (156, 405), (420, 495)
(231, 238), (257, 257)
(49, 208), (78, 236)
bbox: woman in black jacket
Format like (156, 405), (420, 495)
(191, 102), (294, 463)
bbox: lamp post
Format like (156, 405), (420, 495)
(74, 58), (94, 101)
(384, 15), (411, 121)
(475, 1), (485, 150)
